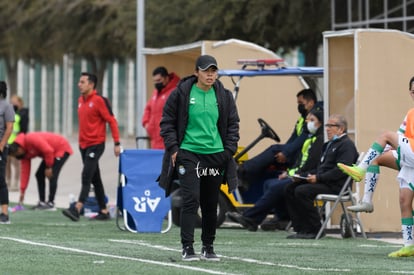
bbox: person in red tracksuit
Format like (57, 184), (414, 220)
(142, 67), (180, 149)
(9, 132), (73, 210)
(62, 72), (121, 222)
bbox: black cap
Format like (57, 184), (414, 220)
(195, 55), (218, 71)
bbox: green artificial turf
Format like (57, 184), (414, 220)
(0, 204), (411, 275)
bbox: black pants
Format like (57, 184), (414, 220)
(0, 148), (8, 205)
(35, 152), (70, 203)
(176, 149), (227, 248)
(285, 181), (340, 234)
(79, 143), (107, 210)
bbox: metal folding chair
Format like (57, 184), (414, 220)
(116, 149), (172, 233)
(315, 153), (367, 240)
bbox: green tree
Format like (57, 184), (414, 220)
(0, 0), (137, 93)
(38, 0), (137, 90)
(0, 0), (332, 95)
(146, 0), (330, 66)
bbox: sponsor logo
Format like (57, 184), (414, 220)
(364, 151), (378, 165)
(407, 225), (413, 241)
(368, 175), (377, 192)
(178, 165), (185, 175)
(132, 189), (161, 213)
(195, 162), (220, 178)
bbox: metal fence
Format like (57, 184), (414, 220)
(0, 56), (137, 140)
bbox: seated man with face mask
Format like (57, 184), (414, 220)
(9, 132), (73, 210)
(227, 107), (325, 231)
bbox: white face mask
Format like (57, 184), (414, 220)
(307, 121), (318, 134)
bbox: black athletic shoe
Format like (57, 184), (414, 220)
(201, 245), (220, 261)
(226, 211), (258, 231)
(0, 213), (10, 224)
(35, 201), (56, 211)
(91, 211), (110, 221)
(62, 206), (80, 222)
(182, 246), (199, 261)
(31, 201), (47, 210)
(260, 218), (290, 231)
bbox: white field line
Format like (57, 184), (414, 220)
(0, 237), (240, 275)
(109, 239), (352, 273)
(359, 244), (401, 248)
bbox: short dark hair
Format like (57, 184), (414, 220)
(409, 76), (414, 90)
(309, 106), (324, 124)
(152, 67), (168, 77)
(81, 72), (98, 89)
(297, 88), (316, 103)
(0, 81), (7, 98)
(8, 142), (19, 156)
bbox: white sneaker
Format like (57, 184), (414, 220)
(347, 202), (374, 213)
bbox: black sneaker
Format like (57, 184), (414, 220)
(226, 211), (258, 231)
(0, 213), (10, 224)
(31, 201), (46, 210)
(182, 246), (199, 261)
(260, 218), (290, 231)
(46, 202), (57, 211)
(35, 201), (56, 211)
(201, 245), (220, 261)
(62, 206), (80, 222)
(91, 211), (110, 221)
